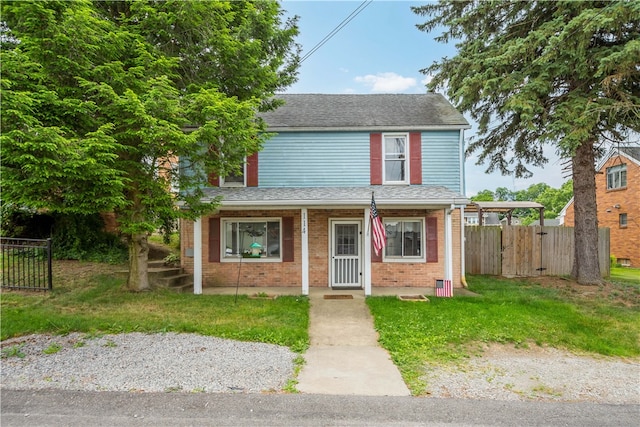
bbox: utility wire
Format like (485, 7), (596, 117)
(300, 0), (373, 64)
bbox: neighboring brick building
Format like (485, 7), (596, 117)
(560, 146), (640, 267)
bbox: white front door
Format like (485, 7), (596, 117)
(330, 220), (362, 288)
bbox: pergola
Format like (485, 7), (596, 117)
(469, 201), (545, 226)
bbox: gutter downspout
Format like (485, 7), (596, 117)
(459, 128), (468, 288)
(460, 205), (468, 288)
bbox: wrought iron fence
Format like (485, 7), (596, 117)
(1, 238), (53, 291)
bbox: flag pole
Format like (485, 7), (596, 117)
(366, 191), (374, 237)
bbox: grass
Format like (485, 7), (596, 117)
(148, 232), (180, 252)
(367, 275), (640, 395)
(609, 266), (640, 284)
(1, 270), (309, 353)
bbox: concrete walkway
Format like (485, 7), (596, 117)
(295, 289), (410, 396)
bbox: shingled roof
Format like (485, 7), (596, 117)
(202, 185), (469, 208)
(259, 93), (470, 132)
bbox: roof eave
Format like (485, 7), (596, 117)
(267, 125), (471, 132)
(206, 198), (470, 209)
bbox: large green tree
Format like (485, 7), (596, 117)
(414, 1), (640, 284)
(1, 0), (300, 291)
(471, 181), (574, 224)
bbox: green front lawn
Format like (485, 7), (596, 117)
(1, 266), (309, 353)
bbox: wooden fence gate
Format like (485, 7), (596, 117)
(465, 226), (610, 277)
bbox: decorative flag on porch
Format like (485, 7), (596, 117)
(370, 193), (387, 256)
(435, 279), (453, 297)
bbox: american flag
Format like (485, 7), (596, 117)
(435, 279), (453, 297)
(370, 194), (386, 256)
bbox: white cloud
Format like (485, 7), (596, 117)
(421, 75), (433, 87)
(354, 72), (417, 93)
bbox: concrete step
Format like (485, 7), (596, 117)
(154, 273), (193, 289)
(148, 267), (183, 279)
(148, 260), (166, 269)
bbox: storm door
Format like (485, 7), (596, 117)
(330, 220), (362, 288)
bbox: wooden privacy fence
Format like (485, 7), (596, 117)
(465, 226), (610, 277)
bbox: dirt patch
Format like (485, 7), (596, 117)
(52, 260), (125, 283)
(423, 343), (640, 403)
(511, 276), (640, 307)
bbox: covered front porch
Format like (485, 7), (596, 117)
(184, 185), (469, 296)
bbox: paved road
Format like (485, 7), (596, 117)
(2, 389), (638, 426)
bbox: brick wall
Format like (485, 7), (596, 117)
(181, 207), (464, 288)
(563, 155), (639, 266)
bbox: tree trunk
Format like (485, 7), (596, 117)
(127, 232), (150, 291)
(571, 140), (602, 285)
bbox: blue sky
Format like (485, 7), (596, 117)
(280, 0), (568, 196)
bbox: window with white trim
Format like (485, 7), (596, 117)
(221, 161), (246, 187)
(606, 164), (627, 190)
(619, 213), (628, 228)
(383, 218), (424, 261)
(383, 134), (408, 184)
(222, 219), (281, 259)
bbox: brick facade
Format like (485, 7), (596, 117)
(563, 153), (640, 267)
(181, 207), (463, 290)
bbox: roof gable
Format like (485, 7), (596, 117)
(596, 145), (640, 171)
(259, 94), (470, 131)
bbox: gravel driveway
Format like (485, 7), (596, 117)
(423, 343), (640, 404)
(2, 333), (639, 403)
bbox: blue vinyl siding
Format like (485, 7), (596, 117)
(259, 132), (371, 187)
(421, 131), (462, 192)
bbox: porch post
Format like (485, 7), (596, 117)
(301, 208), (309, 296)
(444, 206), (453, 284)
(193, 216), (203, 295)
(460, 205), (466, 282)
(364, 206), (372, 296)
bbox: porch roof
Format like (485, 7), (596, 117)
(200, 185), (469, 209)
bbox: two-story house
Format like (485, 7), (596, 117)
(180, 94), (470, 295)
(560, 145), (640, 267)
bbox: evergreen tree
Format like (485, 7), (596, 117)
(414, 1), (639, 284)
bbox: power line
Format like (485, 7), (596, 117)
(300, 0), (373, 64)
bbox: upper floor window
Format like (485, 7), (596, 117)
(222, 219), (280, 260)
(606, 164), (627, 190)
(383, 134), (408, 184)
(383, 218), (424, 261)
(221, 161), (246, 187)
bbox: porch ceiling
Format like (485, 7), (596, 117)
(200, 185), (469, 209)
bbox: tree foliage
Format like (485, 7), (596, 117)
(414, 0), (639, 284)
(1, 0), (300, 290)
(471, 181), (574, 224)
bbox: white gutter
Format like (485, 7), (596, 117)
(459, 129), (466, 196)
(267, 125), (472, 133)
(203, 199), (471, 209)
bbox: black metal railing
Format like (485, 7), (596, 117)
(1, 238), (53, 291)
